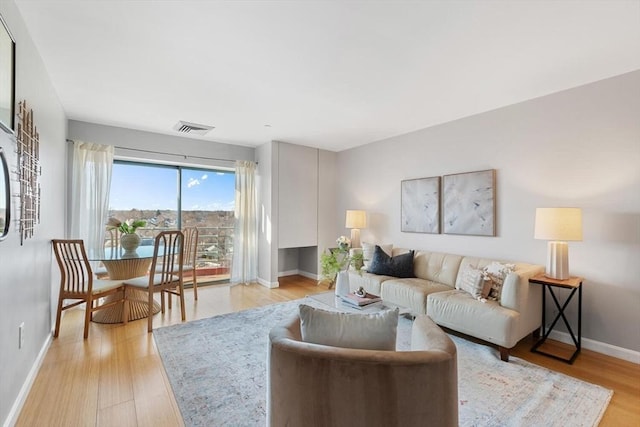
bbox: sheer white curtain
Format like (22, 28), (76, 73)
(231, 160), (258, 284)
(69, 141), (114, 253)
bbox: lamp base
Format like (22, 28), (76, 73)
(545, 241), (570, 280)
(350, 228), (361, 249)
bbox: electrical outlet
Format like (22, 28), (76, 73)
(19, 322), (24, 349)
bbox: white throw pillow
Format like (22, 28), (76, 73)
(299, 304), (399, 351)
(483, 262), (516, 302)
(361, 242), (393, 271)
(456, 265), (492, 300)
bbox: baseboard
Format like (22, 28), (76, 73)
(278, 269), (318, 280)
(278, 269), (299, 277)
(3, 333), (52, 427)
(548, 330), (640, 364)
(257, 277), (279, 288)
(298, 270), (319, 281)
(259, 270), (319, 287)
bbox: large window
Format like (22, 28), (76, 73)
(108, 161), (235, 282)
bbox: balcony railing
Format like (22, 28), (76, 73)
(193, 226), (233, 278)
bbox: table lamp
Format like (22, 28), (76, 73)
(534, 207), (582, 280)
(345, 210), (367, 249)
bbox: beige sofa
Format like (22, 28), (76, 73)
(348, 248), (544, 361)
(268, 314), (458, 427)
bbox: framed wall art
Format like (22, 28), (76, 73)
(16, 101), (41, 244)
(0, 14), (15, 133)
(443, 169), (496, 236)
(401, 176), (440, 234)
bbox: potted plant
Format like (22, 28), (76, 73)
(107, 217), (147, 253)
(319, 236), (364, 294)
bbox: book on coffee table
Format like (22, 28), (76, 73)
(341, 292), (382, 307)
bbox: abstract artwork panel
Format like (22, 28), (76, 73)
(401, 176), (440, 233)
(443, 169), (495, 236)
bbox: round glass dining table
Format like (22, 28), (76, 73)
(88, 245), (169, 324)
(88, 245), (165, 280)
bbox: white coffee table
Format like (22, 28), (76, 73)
(307, 291), (411, 315)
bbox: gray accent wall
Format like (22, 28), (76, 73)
(0, 1), (68, 424)
(278, 247), (300, 273)
(337, 70), (640, 354)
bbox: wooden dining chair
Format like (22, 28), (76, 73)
(161, 226), (199, 308)
(95, 227), (121, 279)
(52, 239), (125, 339)
(182, 226), (200, 300)
(123, 230), (186, 332)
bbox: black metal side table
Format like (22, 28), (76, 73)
(530, 274), (583, 364)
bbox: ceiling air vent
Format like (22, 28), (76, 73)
(173, 120), (214, 135)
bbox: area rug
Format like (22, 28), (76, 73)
(153, 299), (612, 427)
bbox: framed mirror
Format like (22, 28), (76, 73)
(0, 146), (9, 240)
(0, 14), (16, 133)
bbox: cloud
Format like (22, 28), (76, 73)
(207, 200), (235, 211)
(216, 172), (225, 176)
(187, 178), (200, 188)
(201, 174), (208, 180)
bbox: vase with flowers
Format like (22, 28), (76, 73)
(320, 236), (364, 296)
(107, 217), (147, 255)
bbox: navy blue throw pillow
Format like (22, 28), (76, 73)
(367, 245), (415, 278)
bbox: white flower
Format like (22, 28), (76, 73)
(336, 236), (351, 247)
(106, 217), (122, 229)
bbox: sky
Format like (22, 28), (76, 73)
(108, 162), (235, 211)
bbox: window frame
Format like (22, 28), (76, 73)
(111, 159), (234, 229)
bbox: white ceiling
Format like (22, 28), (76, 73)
(14, 1), (640, 152)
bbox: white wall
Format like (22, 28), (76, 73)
(68, 120), (254, 170)
(317, 149), (339, 273)
(0, 1), (68, 424)
(278, 142), (318, 249)
(337, 70), (640, 353)
(256, 141), (279, 286)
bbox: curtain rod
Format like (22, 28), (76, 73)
(66, 139), (257, 164)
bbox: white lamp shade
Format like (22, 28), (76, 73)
(345, 210), (367, 229)
(534, 208), (582, 241)
(534, 207), (582, 280)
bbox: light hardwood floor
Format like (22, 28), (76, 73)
(16, 276), (640, 426)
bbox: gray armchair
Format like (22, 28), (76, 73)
(268, 314), (458, 427)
